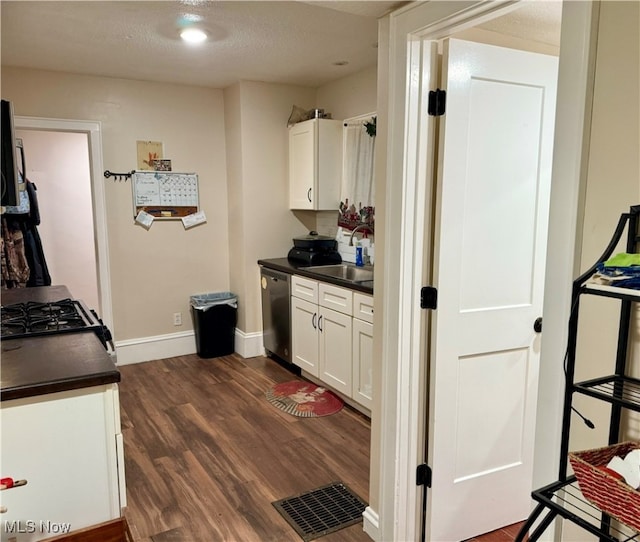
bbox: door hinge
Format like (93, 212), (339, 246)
(420, 286), (437, 310)
(428, 89), (446, 116)
(416, 464), (432, 487)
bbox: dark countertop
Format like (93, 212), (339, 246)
(1, 285), (120, 402)
(258, 258), (374, 295)
(2, 284), (74, 304)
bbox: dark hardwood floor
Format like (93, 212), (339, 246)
(119, 353), (528, 541)
(119, 354), (371, 542)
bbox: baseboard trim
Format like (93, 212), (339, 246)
(114, 329), (263, 365)
(235, 329), (264, 358)
(115, 331), (197, 365)
(363, 506), (380, 541)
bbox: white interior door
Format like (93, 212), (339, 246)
(427, 39), (558, 541)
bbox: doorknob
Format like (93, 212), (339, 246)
(534, 317), (542, 333)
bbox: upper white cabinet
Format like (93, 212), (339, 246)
(289, 118), (343, 210)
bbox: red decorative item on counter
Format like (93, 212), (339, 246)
(569, 441), (640, 531)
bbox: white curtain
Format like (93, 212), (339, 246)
(341, 119), (375, 209)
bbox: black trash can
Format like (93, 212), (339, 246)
(190, 292), (238, 358)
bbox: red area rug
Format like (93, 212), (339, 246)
(266, 381), (343, 417)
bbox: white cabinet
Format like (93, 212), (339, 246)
(352, 317), (373, 410)
(318, 307), (352, 395)
(0, 385), (125, 541)
(288, 118), (343, 210)
(291, 295), (319, 376)
(291, 276), (352, 396)
(352, 292), (374, 409)
(291, 276), (374, 409)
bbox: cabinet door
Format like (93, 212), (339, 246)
(289, 120), (316, 210)
(315, 119), (343, 210)
(0, 386), (123, 538)
(291, 296), (319, 376)
(289, 119), (342, 210)
(318, 307), (352, 395)
(352, 318), (373, 409)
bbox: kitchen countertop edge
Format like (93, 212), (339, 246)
(258, 258), (373, 294)
(1, 370), (121, 402)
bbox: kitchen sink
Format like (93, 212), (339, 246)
(307, 264), (374, 283)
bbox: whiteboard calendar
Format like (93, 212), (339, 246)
(132, 171), (199, 219)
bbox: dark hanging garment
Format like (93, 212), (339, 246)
(23, 180), (51, 287)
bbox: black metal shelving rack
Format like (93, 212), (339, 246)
(516, 205), (640, 542)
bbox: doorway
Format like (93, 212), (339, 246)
(16, 129), (99, 309)
(373, 2), (596, 541)
(15, 117), (114, 334)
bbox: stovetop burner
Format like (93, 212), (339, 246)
(1, 298), (113, 350)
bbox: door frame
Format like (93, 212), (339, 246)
(14, 116), (114, 336)
(373, 1), (599, 541)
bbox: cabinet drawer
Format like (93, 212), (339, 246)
(319, 283), (353, 315)
(353, 292), (374, 323)
(292, 275), (318, 303)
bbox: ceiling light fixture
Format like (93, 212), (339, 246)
(180, 28), (208, 44)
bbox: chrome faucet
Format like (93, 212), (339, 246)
(349, 224), (374, 246)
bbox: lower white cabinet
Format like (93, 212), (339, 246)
(0, 385), (125, 541)
(318, 307), (352, 396)
(291, 275), (373, 409)
(291, 277), (352, 396)
(352, 318), (373, 410)
(291, 296), (319, 376)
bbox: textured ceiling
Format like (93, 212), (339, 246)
(0, 1), (560, 90)
(0, 1), (398, 88)
(479, 1), (562, 47)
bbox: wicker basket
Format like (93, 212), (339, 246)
(569, 441), (640, 532)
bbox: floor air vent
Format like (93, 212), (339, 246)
(272, 481), (367, 541)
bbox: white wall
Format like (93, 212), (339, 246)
(572, 0), (640, 449)
(2, 64), (379, 357)
(2, 67), (229, 344)
(224, 80), (316, 333)
(317, 65), (377, 121)
(563, 3), (639, 539)
(225, 69), (378, 336)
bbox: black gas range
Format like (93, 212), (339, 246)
(1, 298), (114, 351)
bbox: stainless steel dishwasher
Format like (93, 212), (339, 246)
(260, 267), (291, 363)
